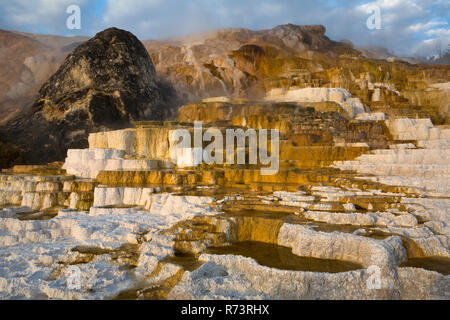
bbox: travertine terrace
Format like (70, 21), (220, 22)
(1, 92), (449, 299)
(0, 25), (449, 300)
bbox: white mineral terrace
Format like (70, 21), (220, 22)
(0, 115), (449, 299)
(62, 149), (169, 179)
(0, 195), (219, 299)
(334, 118), (450, 194)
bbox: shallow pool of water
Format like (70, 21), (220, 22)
(400, 257), (450, 275)
(206, 241), (363, 273)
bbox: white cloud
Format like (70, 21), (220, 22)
(425, 28), (450, 37)
(407, 21), (447, 33)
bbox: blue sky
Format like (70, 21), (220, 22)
(0, 0), (448, 57)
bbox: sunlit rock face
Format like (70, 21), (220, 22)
(88, 127), (176, 161)
(385, 118), (450, 141)
(177, 100), (389, 149)
(143, 24), (450, 128)
(144, 24), (336, 100)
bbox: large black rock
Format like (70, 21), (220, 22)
(1, 27), (174, 164)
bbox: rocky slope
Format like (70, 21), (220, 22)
(144, 24), (358, 100)
(0, 28), (174, 164)
(0, 30), (88, 125)
(143, 24), (449, 125)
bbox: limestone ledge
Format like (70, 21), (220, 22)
(265, 87), (367, 118)
(301, 210), (418, 228)
(92, 188), (220, 215)
(169, 254), (449, 299)
(334, 118), (450, 193)
(385, 118), (450, 141)
(0, 173), (102, 211)
(222, 189), (450, 260)
(278, 223), (406, 269)
(63, 148), (173, 179)
(88, 128), (170, 159)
